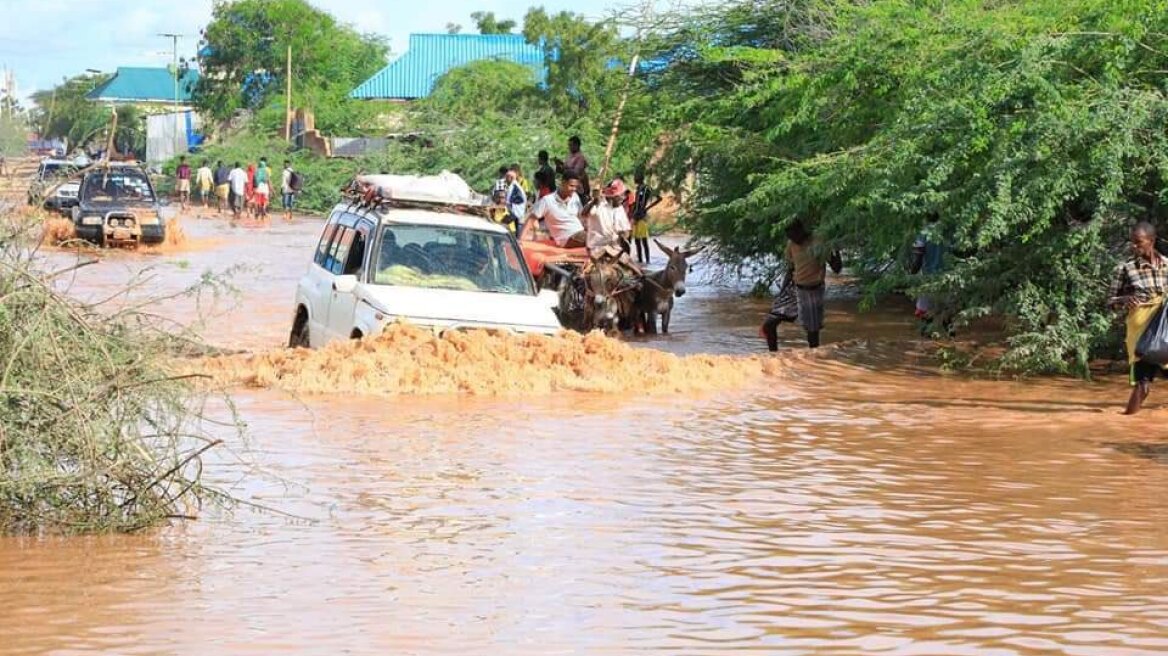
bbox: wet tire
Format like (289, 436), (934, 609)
(288, 310), (310, 348)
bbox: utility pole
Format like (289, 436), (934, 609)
(159, 33), (183, 155)
(285, 44), (292, 142)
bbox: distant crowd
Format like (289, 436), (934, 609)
(489, 136), (662, 265)
(174, 156), (303, 223)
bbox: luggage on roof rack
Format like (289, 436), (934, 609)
(339, 171), (494, 217)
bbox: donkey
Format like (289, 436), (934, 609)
(634, 239), (702, 334)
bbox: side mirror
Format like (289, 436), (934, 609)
(332, 275), (358, 294)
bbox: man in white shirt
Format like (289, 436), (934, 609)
(227, 162), (248, 221)
(527, 171), (586, 247)
(585, 178), (631, 257)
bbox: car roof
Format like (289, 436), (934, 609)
(336, 204), (509, 235)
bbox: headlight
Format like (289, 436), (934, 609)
(81, 216), (102, 226)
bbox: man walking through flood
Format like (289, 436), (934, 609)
(214, 160), (230, 214)
(785, 220), (842, 349)
(1108, 222), (1168, 415)
(196, 159), (214, 211)
(228, 161), (247, 222)
(175, 156), (192, 213)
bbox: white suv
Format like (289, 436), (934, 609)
(289, 175), (561, 348)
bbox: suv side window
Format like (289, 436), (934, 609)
(330, 228), (356, 275)
(314, 214), (341, 266)
(342, 220), (371, 277)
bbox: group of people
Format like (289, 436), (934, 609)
(489, 136), (662, 264)
(175, 156), (302, 222)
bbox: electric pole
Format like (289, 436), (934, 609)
(159, 33), (183, 155)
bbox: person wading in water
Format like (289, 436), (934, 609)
(1108, 221), (1168, 415)
(785, 220), (842, 349)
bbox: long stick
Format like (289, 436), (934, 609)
(597, 0), (653, 185)
(285, 44), (292, 142)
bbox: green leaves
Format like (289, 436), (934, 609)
(657, 0), (1168, 373)
(194, 0), (389, 128)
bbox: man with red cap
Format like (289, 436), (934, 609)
(585, 178), (634, 262)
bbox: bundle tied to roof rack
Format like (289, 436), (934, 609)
(340, 172), (492, 217)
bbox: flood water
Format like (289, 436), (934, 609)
(3, 213), (1167, 655)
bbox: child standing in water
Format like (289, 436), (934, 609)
(631, 172), (659, 264)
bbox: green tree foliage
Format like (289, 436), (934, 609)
(659, 0), (1168, 374)
(29, 75), (145, 155)
(472, 11), (517, 34)
(523, 8), (622, 118)
(423, 60), (540, 120)
(195, 0), (388, 131)
(0, 112), (26, 156)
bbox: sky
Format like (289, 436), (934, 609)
(0, 0), (630, 104)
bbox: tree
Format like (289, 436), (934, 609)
(471, 11), (517, 35)
(422, 61), (541, 119)
(195, 0), (388, 129)
(28, 74), (145, 154)
(522, 8), (621, 117)
(657, 0), (1168, 374)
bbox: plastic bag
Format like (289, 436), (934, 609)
(1136, 302), (1168, 365)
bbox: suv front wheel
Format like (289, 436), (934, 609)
(288, 308), (310, 348)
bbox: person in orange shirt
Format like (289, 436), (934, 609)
(784, 220), (842, 349)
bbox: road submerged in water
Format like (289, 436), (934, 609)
(2, 212), (1167, 655)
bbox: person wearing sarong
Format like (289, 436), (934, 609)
(1108, 221), (1168, 415)
(784, 220), (842, 349)
(760, 263), (798, 351)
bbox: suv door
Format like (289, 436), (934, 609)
(304, 212), (343, 346)
(325, 215), (373, 340)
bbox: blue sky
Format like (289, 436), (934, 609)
(0, 0), (631, 103)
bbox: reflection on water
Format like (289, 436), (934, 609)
(3, 216), (1168, 655)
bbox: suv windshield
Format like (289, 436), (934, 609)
(38, 163), (71, 180)
(82, 169), (154, 204)
(373, 224), (533, 295)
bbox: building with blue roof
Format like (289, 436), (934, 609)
(86, 66), (199, 105)
(351, 33), (544, 101)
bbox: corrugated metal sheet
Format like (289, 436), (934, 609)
(87, 67), (199, 104)
(350, 34), (545, 100)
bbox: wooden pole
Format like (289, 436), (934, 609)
(285, 44), (292, 142)
(103, 107), (117, 164)
(597, 1), (652, 185)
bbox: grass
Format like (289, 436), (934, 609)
(0, 213), (242, 534)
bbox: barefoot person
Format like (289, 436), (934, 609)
(196, 159), (214, 210)
(785, 220), (842, 349)
(254, 157), (272, 222)
(1108, 222), (1168, 415)
(175, 156), (191, 212)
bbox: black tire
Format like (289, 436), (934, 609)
(288, 310), (310, 348)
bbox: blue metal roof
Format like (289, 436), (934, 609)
(350, 33), (545, 100)
(87, 67), (199, 104)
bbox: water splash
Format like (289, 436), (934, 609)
(192, 323), (784, 397)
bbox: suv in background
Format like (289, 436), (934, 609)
(29, 158), (82, 213)
(72, 163), (166, 247)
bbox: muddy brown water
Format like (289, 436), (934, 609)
(3, 214), (1167, 655)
